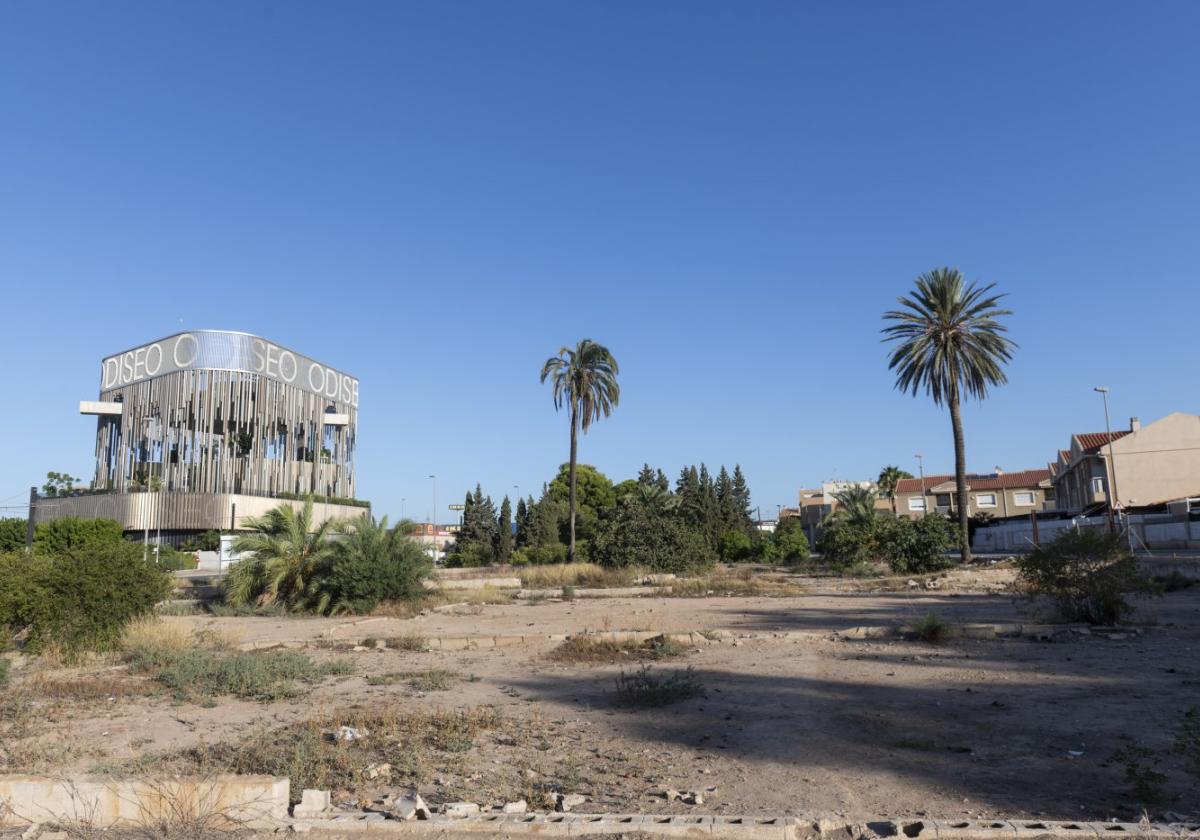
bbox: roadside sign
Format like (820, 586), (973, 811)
(448, 504), (465, 511)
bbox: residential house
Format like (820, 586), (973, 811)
(892, 469), (1053, 519)
(1049, 412), (1200, 513)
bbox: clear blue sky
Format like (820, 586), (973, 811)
(1, 2), (1196, 523)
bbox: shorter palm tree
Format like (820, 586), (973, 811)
(829, 485), (881, 529)
(308, 515), (431, 614)
(877, 465), (913, 517)
(226, 500), (340, 608)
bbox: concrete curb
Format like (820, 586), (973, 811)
(283, 813), (1200, 839)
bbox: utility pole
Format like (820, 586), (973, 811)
(1094, 387), (1122, 536)
(428, 474), (438, 564)
(915, 454), (926, 518)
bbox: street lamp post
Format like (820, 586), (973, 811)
(428, 475), (438, 564)
(915, 454), (926, 518)
(1094, 387), (1122, 534)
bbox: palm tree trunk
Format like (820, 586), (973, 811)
(948, 388), (972, 564)
(568, 405), (578, 564)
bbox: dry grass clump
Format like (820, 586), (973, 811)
(548, 634), (686, 665)
(146, 705), (503, 800)
(669, 571), (805, 598)
(25, 673), (157, 703)
(519, 563), (639, 590)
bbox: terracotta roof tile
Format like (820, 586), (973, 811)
(1075, 431), (1130, 454)
(894, 469), (1051, 494)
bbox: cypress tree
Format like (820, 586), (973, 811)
(732, 465), (754, 531)
(637, 463), (656, 487)
(515, 497), (528, 548)
(497, 496), (513, 562)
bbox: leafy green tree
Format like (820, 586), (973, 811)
(547, 463), (615, 544)
(226, 500), (341, 609)
(883, 267), (1016, 563)
(817, 519), (878, 568)
(773, 517), (811, 564)
(496, 496), (513, 563)
(526, 488), (566, 549)
(41, 471), (81, 497)
(0, 518), (27, 552)
(591, 495), (717, 574)
(877, 465), (913, 516)
(637, 464), (657, 486)
(719, 529), (753, 562)
(540, 339), (620, 563)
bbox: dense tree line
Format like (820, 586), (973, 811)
(447, 461), (805, 572)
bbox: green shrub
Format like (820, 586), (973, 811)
(591, 499), (717, 574)
(309, 517), (431, 614)
(448, 542), (496, 568)
(1016, 529), (1156, 624)
(521, 543), (569, 565)
(719, 530), (753, 562)
(153, 544), (199, 572)
(0, 518), (26, 552)
(0, 657), (9, 688)
(881, 515), (956, 574)
(33, 517), (124, 555)
(816, 519), (878, 567)
(0, 542), (171, 657)
(914, 611), (950, 643)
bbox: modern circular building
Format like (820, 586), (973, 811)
(32, 330), (366, 539)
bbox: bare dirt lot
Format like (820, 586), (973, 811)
(2, 571), (1197, 823)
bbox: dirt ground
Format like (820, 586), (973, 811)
(2, 572), (1198, 823)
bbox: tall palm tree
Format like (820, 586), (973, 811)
(877, 464), (912, 517)
(226, 499), (341, 608)
(540, 339), (620, 563)
(882, 268), (1015, 563)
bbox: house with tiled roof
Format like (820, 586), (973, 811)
(891, 468), (1054, 519)
(1049, 412), (1200, 513)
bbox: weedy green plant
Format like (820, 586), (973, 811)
(914, 612), (950, 643)
(365, 670), (457, 691)
(614, 665), (706, 707)
(0, 657), (9, 688)
(125, 645), (352, 703)
(561, 585), (576, 600)
(1015, 529), (1157, 624)
(1109, 737), (1168, 803)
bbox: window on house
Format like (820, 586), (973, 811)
(1013, 491), (1036, 506)
(1091, 477), (1106, 494)
(908, 497), (926, 511)
(976, 493), (997, 508)
(1044, 487), (1056, 501)
(936, 494), (951, 508)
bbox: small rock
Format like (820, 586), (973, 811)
(443, 802), (481, 819)
(560, 793), (586, 811)
(292, 789), (331, 819)
(364, 762), (392, 780)
(682, 792), (704, 805)
(502, 800), (528, 814)
(907, 579), (919, 588)
(20, 824), (41, 840)
(334, 726), (368, 743)
(389, 792), (430, 821)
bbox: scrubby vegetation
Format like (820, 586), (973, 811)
(1015, 529), (1156, 624)
(224, 502), (429, 615)
(614, 665), (706, 707)
(122, 620), (352, 702)
(549, 634), (685, 665)
(0, 527), (170, 657)
(818, 509), (956, 574)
